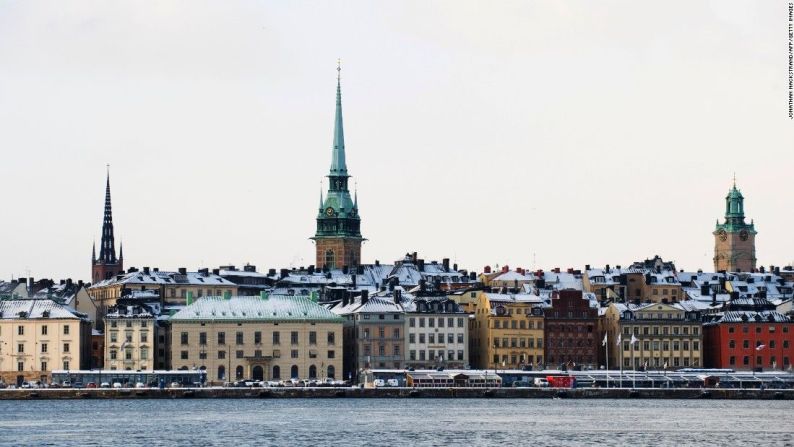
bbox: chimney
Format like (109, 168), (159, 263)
(419, 279), (427, 292)
(280, 269), (289, 279)
(567, 268), (574, 274)
(60, 279), (66, 285)
(178, 267), (187, 275)
(308, 265), (315, 275)
(143, 266), (150, 274)
(411, 252), (418, 263)
(585, 264), (591, 271)
(268, 268), (277, 276)
(223, 290), (232, 300)
(153, 267), (159, 272)
(501, 265), (509, 273)
(342, 294), (349, 306)
(352, 274), (357, 289)
(469, 271), (476, 281)
(700, 283), (710, 296)
(342, 265), (349, 275)
(361, 290), (369, 304)
(484, 265), (491, 274)
(553, 267), (560, 274)
(418, 259), (425, 271)
(605, 265), (610, 274)
(453, 263), (458, 271)
(442, 258), (450, 272)
(212, 269), (220, 275)
(66, 278), (73, 287)
(244, 264), (256, 272)
(375, 260), (380, 266)
(394, 290), (401, 304)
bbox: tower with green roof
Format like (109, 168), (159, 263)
(713, 178), (757, 272)
(311, 62), (364, 270)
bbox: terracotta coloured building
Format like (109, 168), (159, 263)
(544, 290), (599, 369)
(703, 298), (793, 371)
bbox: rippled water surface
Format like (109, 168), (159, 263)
(0, 398), (792, 446)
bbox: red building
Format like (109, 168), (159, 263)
(544, 289), (599, 369)
(703, 298), (794, 371)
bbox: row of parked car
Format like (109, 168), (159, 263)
(224, 378), (348, 388)
(0, 381), (190, 389)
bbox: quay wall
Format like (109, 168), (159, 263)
(0, 387), (792, 400)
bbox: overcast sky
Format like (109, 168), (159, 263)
(1, 1), (792, 281)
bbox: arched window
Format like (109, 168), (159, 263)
(236, 365), (244, 379)
(291, 365), (299, 379)
(218, 365), (225, 381)
(325, 250), (335, 270)
(309, 365), (317, 379)
(327, 365), (335, 379)
(272, 365), (281, 379)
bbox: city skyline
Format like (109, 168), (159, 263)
(1, 2), (792, 281)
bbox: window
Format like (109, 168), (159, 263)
(457, 334), (464, 344)
(729, 340), (735, 349)
(218, 351), (226, 360)
(394, 345), (400, 356)
(41, 361), (48, 371)
(419, 334), (426, 344)
(448, 334), (455, 344)
(17, 362), (24, 372)
(409, 334), (416, 344)
(410, 350), (416, 361)
(110, 350), (117, 360)
(140, 348), (149, 360)
(291, 350), (299, 358)
(428, 334), (435, 344)
(18, 326), (24, 336)
(743, 340), (749, 349)
(140, 333), (148, 343)
(62, 361), (69, 370)
(63, 325), (70, 335)
(63, 343), (70, 353)
(273, 332), (280, 345)
(394, 328), (400, 339)
(41, 325), (48, 335)
(218, 332), (226, 345)
(291, 331), (299, 345)
(255, 331), (262, 344)
(419, 318), (425, 328)
(236, 350), (244, 359)
(199, 332), (207, 345)
(328, 350), (335, 359)
(378, 345), (385, 356)
(41, 343), (47, 353)
(428, 318), (435, 328)
(327, 332), (335, 345)
(141, 321), (147, 328)
(236, 332), (244, 345)
(181, 351), (189, 360)
(181, 332), (189, 345)
(309, 331), (317, 345)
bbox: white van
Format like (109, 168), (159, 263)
(373, 379), (385, 387)
(534, 378), (549, 387)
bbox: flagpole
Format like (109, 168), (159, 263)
(619, 335), (623, 389)
(605, 333), (609, 388)
(631, 339), (635, 389)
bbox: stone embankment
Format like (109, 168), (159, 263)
(0, 387), (791, 400)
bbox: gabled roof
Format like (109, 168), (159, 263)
(91, 271), (235, 288)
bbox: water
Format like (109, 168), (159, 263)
(0, 398), (792, 446)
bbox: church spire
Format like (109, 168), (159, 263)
(92, 241), (96, 263)
(330, 59), (347, 177)
(99, 166), (117, 263)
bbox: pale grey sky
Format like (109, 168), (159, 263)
(0, 1), (792, 281)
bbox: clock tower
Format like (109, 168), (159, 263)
(713, 179), (757, 272)
(311, 63), (364, 270)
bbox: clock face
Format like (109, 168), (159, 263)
(717, 229), (727, 242)
(740, 229), (749, 241)
(325, 207), (334, 217)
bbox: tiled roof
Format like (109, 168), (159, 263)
(0, 300), (84, 320)
(170, 295), (342, 323)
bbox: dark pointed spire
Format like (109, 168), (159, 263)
(99, 166), (117, 263)
(330, 59), (347, 176)
(92, 241), (96, 263)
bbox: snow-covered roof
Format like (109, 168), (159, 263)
(0, 300), (84, 320)
(90, 270), (236, 288)
(170, 295), (342, 323)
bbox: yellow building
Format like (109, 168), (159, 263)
(0, 300), (91, 385)
(470, 292), (545, 369)
(169, 294), (343, 384)
(104, 303), (165, 371)
(603, 302), (703, 370)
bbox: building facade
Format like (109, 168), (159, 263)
(92, 170), (124, 284)
(714, 181), (757, 272)
(104, 303), (161, 371)
(311, 64), (364, 270)
(470, 293), (545, 370)
(604, 302), (703, 370)
(703, 298), (794, 370)
(405, 296), (469, 369)
(170, 295), (343, 384)
(544, 290), (599, 369)
(0, 300), (91, 385)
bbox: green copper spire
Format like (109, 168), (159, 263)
(330, 60), (347, 176)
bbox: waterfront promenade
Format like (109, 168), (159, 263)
(1, 386), (792, 400)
